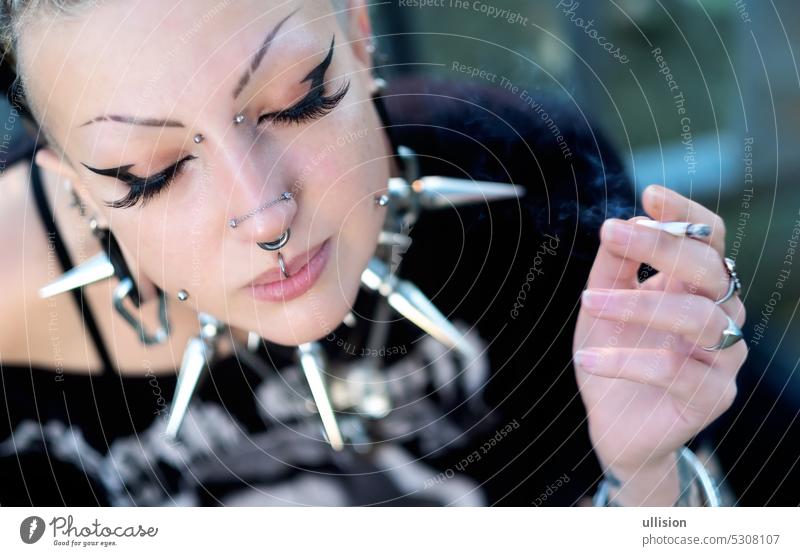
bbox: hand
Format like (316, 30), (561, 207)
(572, 184), (747, 502)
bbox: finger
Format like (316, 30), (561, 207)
(719, 292), (747, 329)
(587, 216), (650, 290)
(580, 288), (735, 351)
(574, 347), (738, 410)
(642, 184), (726, 257)
(601, 217), (731, 302)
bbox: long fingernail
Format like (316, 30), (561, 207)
(574, 349), (600, 371)
(604, 220), (633, 245)
(582, 289), (611, 311)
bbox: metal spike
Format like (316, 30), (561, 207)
(38, 251), (114, 299)
(387, 176), (525, 210)
(378, 231), (413, 249)
(164, 313), (224, 440)
(246, 331), (261, 353)
(296, 342), (344, 451)
(361, 258), (478, 361)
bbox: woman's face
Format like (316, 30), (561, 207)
(21, 0), (393, 346)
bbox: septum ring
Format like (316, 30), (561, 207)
(228, 191), (294, 229)
(257, 228), (290, 251)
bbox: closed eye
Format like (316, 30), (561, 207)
(80, 37), (345, 209)
(257, 34), (349, 126)
(82, 155), (196, 209)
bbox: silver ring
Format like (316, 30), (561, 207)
(277, 252), (289, 278)
(702, 314), (744, 351)
(257, 228), (290, 251)
(714, 257), (742, 305)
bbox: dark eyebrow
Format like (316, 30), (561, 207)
(232, 7), (300, 100)
(79, 115), (185, 128)
(78, 8), (300, 129)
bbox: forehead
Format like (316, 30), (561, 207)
(20, 0), (336, 132)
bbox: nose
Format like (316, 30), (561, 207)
(218, 141), (298, 245)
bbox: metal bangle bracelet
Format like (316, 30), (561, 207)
(592, 447), (722, 507)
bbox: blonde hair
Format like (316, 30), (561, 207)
(1, 0), (352, 69)
(1, 0), (352, 139)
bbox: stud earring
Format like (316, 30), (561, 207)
(234, 113), (245, 125)
(193, 134), (204, 144)
(177, 289), (190, 301)
(370, 76), (387, 97)
(374, 194), (389, 206)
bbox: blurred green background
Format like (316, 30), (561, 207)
(372, 0), (800, 374)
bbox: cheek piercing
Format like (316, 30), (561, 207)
(177, 289), (190, 301)
(193, 134), (204, 144)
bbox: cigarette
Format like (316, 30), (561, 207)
(633, 220), (712, 239)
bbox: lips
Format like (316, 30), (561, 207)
(249, 238), (327, 286)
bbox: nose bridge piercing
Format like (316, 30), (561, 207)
(228, 191), (294, 230)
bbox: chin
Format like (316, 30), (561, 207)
(254, 263), (362, 347)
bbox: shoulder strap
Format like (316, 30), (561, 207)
(30, 157), (117, 375)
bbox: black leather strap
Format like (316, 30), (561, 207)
(30, 157), (117, 375)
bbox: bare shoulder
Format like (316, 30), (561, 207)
(0, 161), (58, 363)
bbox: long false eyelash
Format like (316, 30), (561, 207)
(257, 34), (350, 126)
(84, 36), (345, 209)
(82, 155), (196, 209)
(261, 79), (350, 125)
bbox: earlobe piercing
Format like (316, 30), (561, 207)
(371, 76), (387, 96)
(193, 134), (204, 144)
(374, 194), (389, 206)
(177, 289), (190, 301)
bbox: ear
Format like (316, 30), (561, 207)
(342, 0), (375, 73)
(34, 147), (109, 228)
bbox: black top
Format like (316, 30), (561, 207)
(0, 76), (638, 506)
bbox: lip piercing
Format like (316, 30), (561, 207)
(193, 134), (204, 144)
(229, 191), (294, 229)
(278, 252), (289, 279)
(234, 113), (245, 124)
(257, 228), (291, 252)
